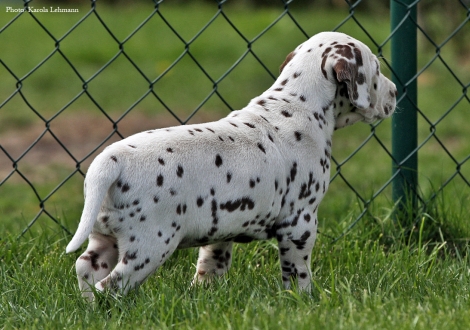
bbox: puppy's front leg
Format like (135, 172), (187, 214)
(193, 241), (234, 284)
(277, 210), (318, 292)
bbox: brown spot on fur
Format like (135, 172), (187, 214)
(334, 44), (354, 59)
(280, 51), (296, 73)
(281, 111), (292, 118)
(215, 154), (223, 167)
(321, 55), (328, 79)
(353, 47), (363, 66)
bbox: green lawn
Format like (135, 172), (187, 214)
(1, 2), (470, 329)
(2, 218), (470, 329)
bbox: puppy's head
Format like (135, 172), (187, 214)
(281, 32), (397, 130)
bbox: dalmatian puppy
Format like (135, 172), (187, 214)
(66, 31), (397, 300)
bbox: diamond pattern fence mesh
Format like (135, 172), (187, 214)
(0, 0), (469, 241)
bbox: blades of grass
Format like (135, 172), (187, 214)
(311, 278), (329, 304)
(425, 241), (447, 278)
(418, 215), (425, 257)
(329, 257), (337, 304)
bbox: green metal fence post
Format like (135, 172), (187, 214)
(391, 0), (418, 212)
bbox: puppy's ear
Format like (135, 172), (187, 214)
(279, 51), (296, 74)
(333, 57), (370, 109)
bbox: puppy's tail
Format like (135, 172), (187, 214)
(66, 151), (121, 253)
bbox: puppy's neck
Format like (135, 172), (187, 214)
(247, 63), (337, 139)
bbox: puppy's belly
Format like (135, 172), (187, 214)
(177, 222), (277, 249)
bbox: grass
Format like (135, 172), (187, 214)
(2, 209), (470, 329)
(1, 2), (470, 329)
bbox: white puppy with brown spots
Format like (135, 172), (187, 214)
(66, 31), (397, 300)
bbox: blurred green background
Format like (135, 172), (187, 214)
(0, 0), (469, 238)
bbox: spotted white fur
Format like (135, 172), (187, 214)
(66, 32), (397, 300)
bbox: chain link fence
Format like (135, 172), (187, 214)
(1, 0), (469, 240)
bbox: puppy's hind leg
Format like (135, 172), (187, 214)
(75, 233), (119, 301)
(95, 238), (179, 296)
